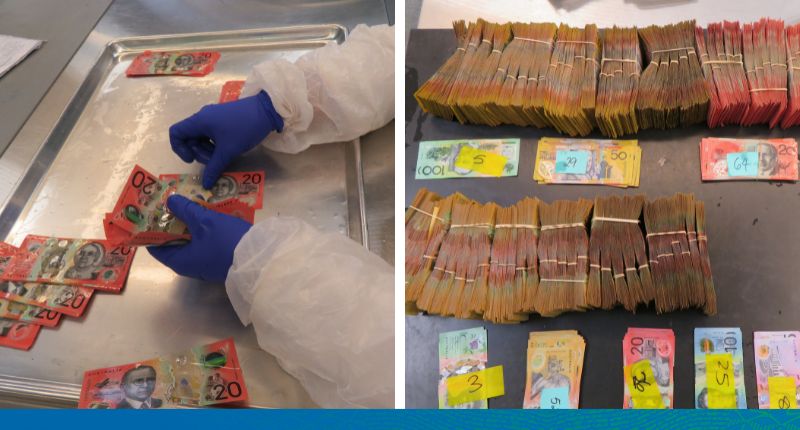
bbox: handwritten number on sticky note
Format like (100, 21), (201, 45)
(715, 359), (730, 387)
(565, 156), (577, 168)
(779, 395), (791, 409)
(550, 397), (561, 408)
(632, 370), (651, 392)
(733, 155), (748, 171)
(467, 374), (483, 393)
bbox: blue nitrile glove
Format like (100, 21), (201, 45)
(147, 195), (252, 283)
(169, 90), (284, 189)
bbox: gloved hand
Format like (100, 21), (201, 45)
(148, 195), (252, 283)
(169, 90), (284, 189)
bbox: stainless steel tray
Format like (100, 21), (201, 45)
(0, 24), (366, 408)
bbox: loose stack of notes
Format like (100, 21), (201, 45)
(523, 330), (585, 409)
(534, 138), (641, 187)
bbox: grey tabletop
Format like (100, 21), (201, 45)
(405, 28), (800, 409)
(0, 0), (113, 156)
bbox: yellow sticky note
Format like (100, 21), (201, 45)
(625, 360), (666, 409)
(454, 146), (507, 177)
(705, 353), (736, 409)
(769, 376), (798, 409)
(446, 365), (505, 406)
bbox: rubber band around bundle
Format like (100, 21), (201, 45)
(422, 255), (436, 260)
(491, 49), (502, 54)
(656, 253), (674, 259)
(592, 216), (640, 224)
(701, 60), (743, 65)
(601, 58), (639, 67)
(541, 222), (585, 231)
(408, 205), (445, 222)
(651, 46), (696, 54)
(646, 230), (686, 237)
(614, 274), (625, 279)
(514, 37), (553, 46)
(450, 223), (493, 229)
(555, 40), (597, 46)
(540, 278), (588, 283)
(515, 266), (536, 271)
(494, 224), (540, 230)
(750, 88), (787, 92)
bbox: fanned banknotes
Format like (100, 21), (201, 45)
(1, 236), (136, 293)
(623, 328), (674, 409)
(415, 139), (520, 179)
(700, 137), (798, 181)
(0, 317), (41, 350)
(160, 172), (264, 210)
(105, 165), (259, 246)
(524, 330), (584, 409)
(0, 297), (61, 327)
(79, 338), (248, 408)
(754, 331), (800, 409)
(534, 137), (641, 187)
(438, 327), (488, 409)
(126, 51), (221, 77)
(0, 282), (93, 318)
(694, 327), (746, 409)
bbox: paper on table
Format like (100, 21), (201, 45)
(0, 35), (44, 78)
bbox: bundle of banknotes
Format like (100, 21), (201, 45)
(523, 330), (585, 409)
(741, 19), (788, 128)
(104, 165), (263, 246)
(694, 327), (746, 409)
(406, 189), (717, 322)
(126, 50), (221, 77)
(79, 338), (247, 408)
(754, 331), (800, 409)
(783, 24), (800, 128)
(623, 328), (674, 409)
(696, 22), (750, 128)
(700, 137), (799, 181)
(533, 137), (641, 187)
(438, 327), (488, 409)
(596, 27), (641, 138)
(644, 193), (716, 315)
(0, 237), (137, 350)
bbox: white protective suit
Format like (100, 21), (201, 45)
(225, 24), (395, 408)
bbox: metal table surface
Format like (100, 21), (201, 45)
(405, 28), (800, 409)
(0, 0), (393, 408)
(0, 0), (113, 158)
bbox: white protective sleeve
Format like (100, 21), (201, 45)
(225, 217), (394, 408)
(241, 24), (394, 154)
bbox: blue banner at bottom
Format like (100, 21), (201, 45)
(1, 409), (799, 429)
